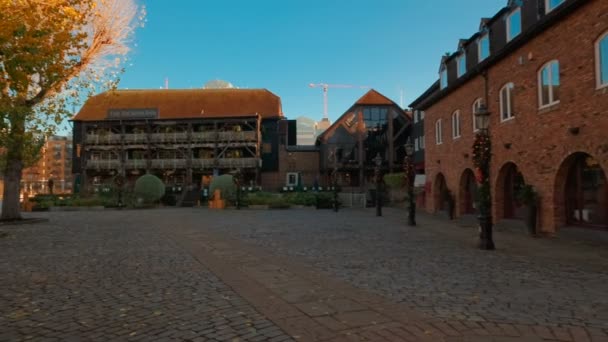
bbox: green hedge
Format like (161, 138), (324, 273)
(383, 173), (405, 188)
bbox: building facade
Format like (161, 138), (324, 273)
(317, 90), (412, 190)
(71, 89), (285, 193)
(22, 136), (73, 195)
(410, 0), (608, 233)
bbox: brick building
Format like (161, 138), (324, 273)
(410, 0), (608, 233)
(72, 89), (286, 194)
(317, 89), (411, 190)
(22, 136), (73, 195)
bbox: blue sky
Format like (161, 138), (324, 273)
(118, 0), (506, 122)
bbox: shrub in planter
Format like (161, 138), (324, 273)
(209, 175), (236, 205)
(269, 198), (291, 209)
(284, 192), (317, 206)
(316, 192), (339, 209)
(245, 192), (276, 206)
(517, 184), (539, 236)
(134, 174), (166, 204)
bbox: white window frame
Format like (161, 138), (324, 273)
(457, 54), (466, 77)
(413, 110), (419, 123)
(472, 98), (483, 132)
(420, 134), (425, 149)
(420, 111), (425, 120)
(506, 8), (521, 42)
(500, 83), (515, 121)
(596, 31), (608, 90)
(478, 34), (490, 62)
(452, 111), (461, 139)
(545, 0), (565, 13)
(538, 60), (560, 108)
(414, 138), (419, 152)
(435, 119), (443, 145)
(286, 172), (299, 187)
(440, 68), (448, 89)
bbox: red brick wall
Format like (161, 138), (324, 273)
(424, 0), (608, 233)
(261, 148), (320, 191)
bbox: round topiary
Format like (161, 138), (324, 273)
(209, 174), (236, 204)
(134, 174), (165, 204)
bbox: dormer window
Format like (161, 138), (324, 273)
(545, 0), (565, 13)
(457, 53), (467, 77)
(440, 66), (448, 90)
(478, 34), (490, 62)
(506, 8), (521, 42)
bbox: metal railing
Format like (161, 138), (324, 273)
(85, 131), (257, 145)
(85, 159), (120, 170)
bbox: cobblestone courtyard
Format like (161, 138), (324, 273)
(1, 208), (607, 341)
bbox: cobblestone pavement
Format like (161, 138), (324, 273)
(1, 208), (608, 342)
(0, 211), (294, 342)
(195, 207), (608, 340)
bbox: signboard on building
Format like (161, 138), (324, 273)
(107, 108), (158, 120)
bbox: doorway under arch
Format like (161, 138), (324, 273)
(459, 169), (477, 215)
(556, 152), (608, 228)
(433, 173), (448, 212)
(496, 162), (526, 220)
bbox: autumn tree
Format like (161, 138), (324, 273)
(0, 0), (144, 220)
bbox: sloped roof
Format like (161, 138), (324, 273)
(355, 89), (399, 106)
(73, 89), (283, 121)
(317, 89), (407, 143)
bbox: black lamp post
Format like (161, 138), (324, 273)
(404, 138), (416, 226)
(332, 164), (339, 212)
(114, 174), (124, 208)
(473, 104), (495, 250)
(233, 168), (242, 210)
(373, 153), (383, 217)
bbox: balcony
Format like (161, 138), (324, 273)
(150, 159), (187, 169)
(85, 134), (120, 145)
(191, 131), (256, 142)
(217, 158), (259, 168)
(149, 132), (188, 143)
(85, 159), (120, 170)
(124, 159), (147, 169)
(85, 131), (257, 145)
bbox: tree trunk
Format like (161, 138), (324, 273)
(1, 113), (26, 221)
(1, 149), (24, 221)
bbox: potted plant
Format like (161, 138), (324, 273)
(518, 184), (538, 236)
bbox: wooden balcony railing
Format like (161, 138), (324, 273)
(85, 159), (120, 170)
(84, 157), (260, 171)
(85, 131), (257, 145)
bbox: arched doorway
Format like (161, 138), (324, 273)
(496, 162), (525, 219)
(433, 173), (448, 212)
(559, 153), (608, 228)
(459, 169), (477, 215)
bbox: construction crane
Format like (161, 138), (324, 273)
(309, 83), (370, 122)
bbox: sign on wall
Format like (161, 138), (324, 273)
(107, 108), (158, 120)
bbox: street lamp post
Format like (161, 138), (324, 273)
(233, 168), (242, 210)
(114, 174), (124, 209)
(404, 138), (416, 226)
(332, 164), (339, 212)
(373, 153), (383, 217)
(473, 104), (495, 250)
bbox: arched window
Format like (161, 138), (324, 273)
(596, 31), (608, 89)
(472, 98), (483, 132)
(452, 111), (461, 139)
(500, 83), (515, 121)
(538, 60), (560, 108)
(435, 119), (443, 145)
